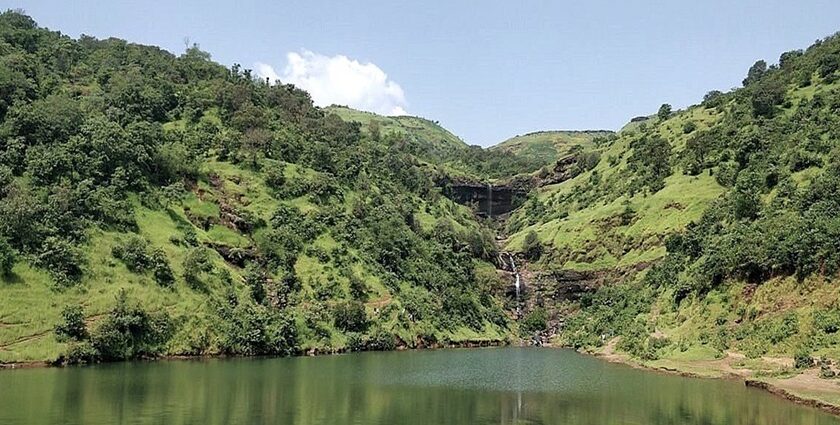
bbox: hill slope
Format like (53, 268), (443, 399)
(490, 130), (614, 167)
(325, 106), (468, 159)
(0, 12), (511, 364)
(505, 31), (840, 371)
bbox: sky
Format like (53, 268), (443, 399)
(11, 0), (840, 146)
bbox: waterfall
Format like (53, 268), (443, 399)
(487, 183), (493, 217)
(508, 252), (520, 317)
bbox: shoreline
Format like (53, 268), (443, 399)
(0, 338), (511, 370)
(582, 340), (840, 418)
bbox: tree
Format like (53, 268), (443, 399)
(743, 60), (767, 86)
(702, 90), (725, 108)
(89, 290), (173, 361)
(55, 305), (88, 342)
(244, 263), (267, 304)
(522, 230), (542, 261)
(334, 300), (368, 332)
(657, 104), (672, 121)
(150, 248), (174, 287)
(751, 79), (785, 117)
(628, 135), (672, 192)
(0, 237), (15, 277)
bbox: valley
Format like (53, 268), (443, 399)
(3, 8), (840, 419)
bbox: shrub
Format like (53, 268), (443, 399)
(0, 237), (15, 277)
(216, 295), (299, 356)
(37, 237), (85, 286)
(112, 235), (151, 272)
(150, 248), (174, 287)
(55, 305), (88, 342)
(794, 349), (814, 369)
(366, 328), (397, 351)
(63, 341), (98, 365)
(183, 248), (212, 290)
(244, 264), (267, 304)
(521, 231), (542, 261)
(349, 274), (369, 301)
(264, 165), (286, 190)
(89, 290), (174, 361)
(521, 308), (547, 334)
(334, 300), (368, 332)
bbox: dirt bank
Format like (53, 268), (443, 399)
(584, 337), (840, 417)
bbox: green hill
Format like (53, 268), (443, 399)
(325, 106), (468, 158)
(506, 31), (840, 367)
(0, 12), (509, 364)
(327, 106), (553, 180)
(490, 130), (614, 167)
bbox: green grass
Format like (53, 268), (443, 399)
(507, 172), (722, 270)
(326, 106), (468, 154)
(490, 130), (613, 165)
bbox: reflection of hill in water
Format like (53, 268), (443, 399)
(1, 347), (837, 425)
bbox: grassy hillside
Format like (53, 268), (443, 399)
(328, 106), (555, 180)
(325, 106), (467, 159)
(0, 12), (511, 364)
(506, 31), (840, 369)
(506, 106), (723, 270)
(491, 130), (614, 167)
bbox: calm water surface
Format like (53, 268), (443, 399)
(0, 347), (838, 424)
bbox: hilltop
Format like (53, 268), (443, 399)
(490, 130), (614, 167)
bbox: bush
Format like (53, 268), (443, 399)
(0, 237), (15, 277)
(244, 264), (267, 304)
(521, 231), (542, 261)
(37, 237), (85, 286)
(55, 305), (88, 342)
(183, 248), (212, 290)
(216, 295), (299, 356)
(521, 308), (547, 334)
(63, 341), (98, 365)
(794, 349), (814, 369)
(333, 300), (368, 332)
(112, 235), (151, 272)
(370, 328), (398, 350)
(150, 248), (174, 287)
(264, 165), (286, 190)
(349, 274), (369, 301)
(89, 290), (174, 361)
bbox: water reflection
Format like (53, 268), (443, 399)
(0, 347), (837, 425)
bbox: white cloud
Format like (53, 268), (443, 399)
(256, 51), (408, 116)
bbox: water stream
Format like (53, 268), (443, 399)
(508, 252), (521, 317)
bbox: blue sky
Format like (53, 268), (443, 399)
(13, 0), (840, 146)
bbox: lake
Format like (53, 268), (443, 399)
(0, 347), (837, 424)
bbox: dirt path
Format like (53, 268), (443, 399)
(0, 329), (51, 351)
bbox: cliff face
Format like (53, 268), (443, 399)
(443, 182), (525, 217)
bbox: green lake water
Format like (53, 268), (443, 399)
(0, 347), (838, 424)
